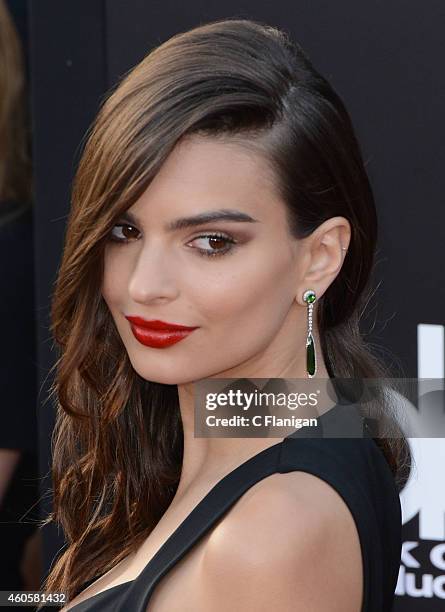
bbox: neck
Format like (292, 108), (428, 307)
(173, 347), (331, 502)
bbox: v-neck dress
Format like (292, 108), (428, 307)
(59, 402), (402, 612)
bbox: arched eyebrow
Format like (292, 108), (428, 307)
(119, 209), (260, 231)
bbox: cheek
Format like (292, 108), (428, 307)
(192, 249), (295, 334)
(101, 250), (127, 309)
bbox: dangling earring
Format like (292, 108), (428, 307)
(302, 290), (317, 378)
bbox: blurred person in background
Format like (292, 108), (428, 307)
(0, 0), (41, 594)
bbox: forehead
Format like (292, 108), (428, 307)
(128, 135), (284, 222)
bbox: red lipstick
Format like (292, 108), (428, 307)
(125, 316), (199, 348)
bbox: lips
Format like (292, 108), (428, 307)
(124, 316), (199, 348)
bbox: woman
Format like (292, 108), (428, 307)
(41, 18), (408, 612)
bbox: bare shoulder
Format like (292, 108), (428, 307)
(199, 471), (363, 612)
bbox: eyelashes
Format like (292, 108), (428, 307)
(107, 223), (238, 258)
(108, 224), (140, 243)
(191, 233), (237, 258)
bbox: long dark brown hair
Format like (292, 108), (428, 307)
(41, 18), (410, 601)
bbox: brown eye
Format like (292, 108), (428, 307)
(121, 225), (139, 240)
(109, 223), (140, 243)
(208, 236), (227, 250)
(188, 233), (237, 258)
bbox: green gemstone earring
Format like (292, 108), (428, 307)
(302, 289), (317, 378)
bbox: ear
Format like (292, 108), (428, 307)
(296, 216), (351, 305)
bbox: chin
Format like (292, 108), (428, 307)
(129, 360), (200, 386)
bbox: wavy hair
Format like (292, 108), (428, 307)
(41, 18), (410, 601)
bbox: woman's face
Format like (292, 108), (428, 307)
(101, 135), (306, 385)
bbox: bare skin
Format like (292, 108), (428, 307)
(62, 135), (360, 611)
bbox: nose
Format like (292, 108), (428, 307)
(128, 242), (179, 304)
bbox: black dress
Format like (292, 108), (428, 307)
(63, 401), (402, 612)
